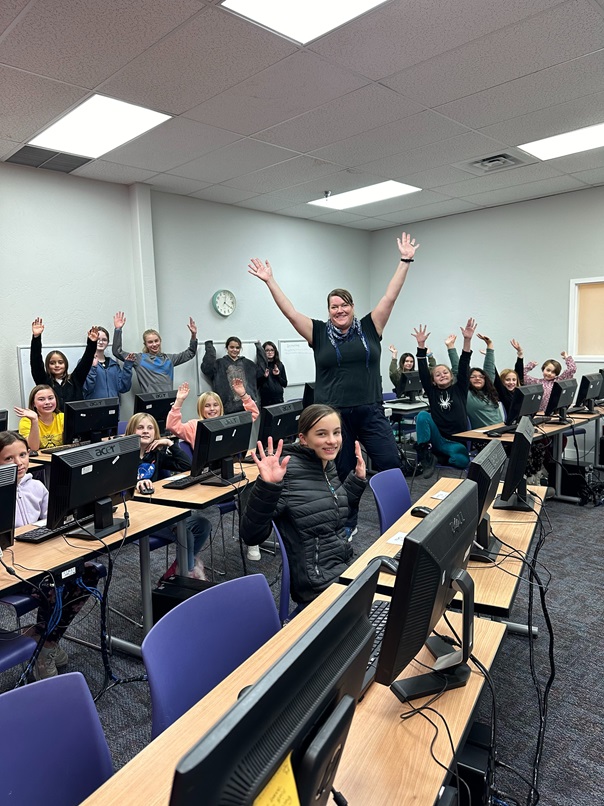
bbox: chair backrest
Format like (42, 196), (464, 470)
(117, 420), (127, 435)
(142, 574), (281, 737)
(0, 672), (113, 805)
(178, 439), (193, 462)
(369, 468), (412, 533)
(383, 391), (397, 401)
(272, 521), (292, 624)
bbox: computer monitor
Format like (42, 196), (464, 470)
(0, 410), (8, 433)
(190, 412), (253, 486)
(466, 440), (507, 562)
(0, 464), (17, 550)
(374, 479), (478, 704)
(169, 562), (380, 806)
(134, 391), (177, 433)
(302, 382), (315, 408)
(46, 435), (139, 539)
(493, 416), (535, 513)
(573, 373), (603, 412)
(257, 400), (303, 447)
(395, 370), (423, 403)
(63, 398), (119, 444)
(505, 383), (543, 425)
(544, 378), (577, 421)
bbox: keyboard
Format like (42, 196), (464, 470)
(16, 514), (96, 544)
(530, 415), (553, 426)
(163, 470), (223, 490)
(360, 599), (391, 696)
(41, 442), (86, 454)
(484, 424), (518, 437)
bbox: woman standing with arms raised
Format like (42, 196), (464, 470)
(248, 232), (419, 534)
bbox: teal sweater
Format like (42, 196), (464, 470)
(448, 347), (501, 428)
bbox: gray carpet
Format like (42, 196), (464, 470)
(0, 471), (601, 805)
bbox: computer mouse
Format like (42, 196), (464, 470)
(410, 505), (432, 518)
(29, 450), (39, 457)
(372, 556), (399, 575)
(139, 486), (155, 495)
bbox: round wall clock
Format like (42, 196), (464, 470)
(212, 289), (236, 317)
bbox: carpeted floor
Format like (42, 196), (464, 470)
(0, 467), (601, 805)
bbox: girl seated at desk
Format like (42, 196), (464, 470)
(16, 384), (64, 451)
(239, 404), (367, 608)
(388, 344), (435, 393)
(0, 432), (100, 681)
(124, 413), (210, 580)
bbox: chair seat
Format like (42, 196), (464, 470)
(0, 593), (37, 617)
(0, 631), (36, 674)
(148, 535), (172, 552)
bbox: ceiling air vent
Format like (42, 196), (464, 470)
(454, 152), (533, 177)
(5, 145), (91, 173)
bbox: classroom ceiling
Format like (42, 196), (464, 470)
(3, 0), (604, 230)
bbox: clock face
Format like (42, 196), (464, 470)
(212, 289), (236, 317)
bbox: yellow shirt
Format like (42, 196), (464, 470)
(19, 412), (64, 448)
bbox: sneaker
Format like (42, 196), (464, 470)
(247, 545), (262, 561)
(161, 560), (178, 583)
(54, 643), (68, 668)
(545, 486), (555, 499)
(32, 646), (59, 680)
(344, 526), (358, 541)
(188, 557), (208, 581)
(416, 444), (436, 480)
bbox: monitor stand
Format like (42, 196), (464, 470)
(470, 514), (501, 563)
(493, 478), (535, 512)
(67, 497), (126, 540)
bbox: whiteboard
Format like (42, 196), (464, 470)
(17, 343), (87, 406)
(278, 339), (316, 387)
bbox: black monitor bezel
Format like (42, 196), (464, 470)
(134, 391), (178, 432)
(257, 400), (303, 447)
(493, 416), (535, 512)
(190, 412), (253, 480)
(63, 397), (120, 444)
(505, 383), (543, 425)
(0, 464), (17, 550)
(544, 378), (577, 418)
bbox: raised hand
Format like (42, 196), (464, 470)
(88, 326), (99, 342)
(248, 258), (273, 284)
(444, 333), (457, 349)
(114, 311), (126, 329)
(510, 338), (523, 357)
(32, 317), (44, 337)
(460, 318), (477, 341)
(252, 437), (290, 483)
(397, 232), (419, 260)
(412, 325), (430, 348)
(476, 333), (493, 348)
(125, 352), (136, 362)
(175, 382), (190, 404)
(92, 356), (99, 367)
(271, 365), (280, 376)
(14, 406), (38, 421)
(354, 441), (366, 480)
(188, 317), (197, 338)
(231, 378), (247, 398)
(561, 350), (569, 359)
(388, 344), (398, 359)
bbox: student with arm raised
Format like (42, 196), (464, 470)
(112, 311), (198, 393)
(447, 332), (501, 429)
(83, 326), (134, 400)
(201, 336), (267, 414)
(248, 232), (419, 534)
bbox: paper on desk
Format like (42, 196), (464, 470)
(431, 490), (450, 500)
(386, 532), (407, 545)
(166, 474), (186, 482)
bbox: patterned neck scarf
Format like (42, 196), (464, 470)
(326, 317), (370, 367)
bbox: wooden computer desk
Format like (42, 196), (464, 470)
(132, 464), (260, 572)
(81, 583), (506, 806)
(0, 501), (191, 656)
(340, 477), (542, 619)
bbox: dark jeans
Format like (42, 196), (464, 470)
(335, 403), (401, 528)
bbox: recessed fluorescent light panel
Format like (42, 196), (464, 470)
(519, 122), (604, 160)
(308, 181), (421, 210)
(222, 0), (387, 44)
(28, 95), (171, 159)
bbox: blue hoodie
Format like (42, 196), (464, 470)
(83, 356), (133, 400)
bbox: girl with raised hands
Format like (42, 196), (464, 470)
(446, 332), (501, 429)
(239, 404), (367, 607)
(413, 319), (476, 478)
(83, 325), (134, 400)
(29, 317), (99, 407)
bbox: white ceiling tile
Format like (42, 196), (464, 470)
(361, 131), (508, 178)
(435, 50), (604, 129)
(185, 51), (369, 135)
(310, 0), (562, 79)
(310, 111), (470, 167)
(347, 189), (451, 218)
(235, 195), (294, 212)
(171, 139), (299, 183)
(0, 0), (204, 88)
(382, 0), (604, 107)
(462, 174), (588, 205)
(273, 204), (327, 220)
(101, 117), (242, 172)
(145, 175), (211, 194)
(380, 198), (483, 223)
(99, 6), (297, 115)
(433, 163), (565, 197)
(189, 185), (259, 203)
(546, 145), (604, 173)
(254, 84), (425, 153)
(0, 138), (20, 159)
(479, 90), (604, 145)
(310, 211), (369, 225)
(569, 167), (604, 184)
(219, 156), (341, 193)
(0, 0), (30, 34)
(0, 65), (87, 141)
(398, 165), (478, 188)
(71, 161), (157, 183)
(341, 217), (396, 230)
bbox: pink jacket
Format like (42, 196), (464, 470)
(524, 355), (577, 411)
(166, 396), (259, 448)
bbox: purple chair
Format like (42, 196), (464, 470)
(141, 574), (281, 737)
(272, 521), (294, 624)
(368, 468), (412, 534)
(0, 629), (36, 674)
(0, 672), (113, 804)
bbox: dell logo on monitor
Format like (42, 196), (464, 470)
(449, 512), (466, 533)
